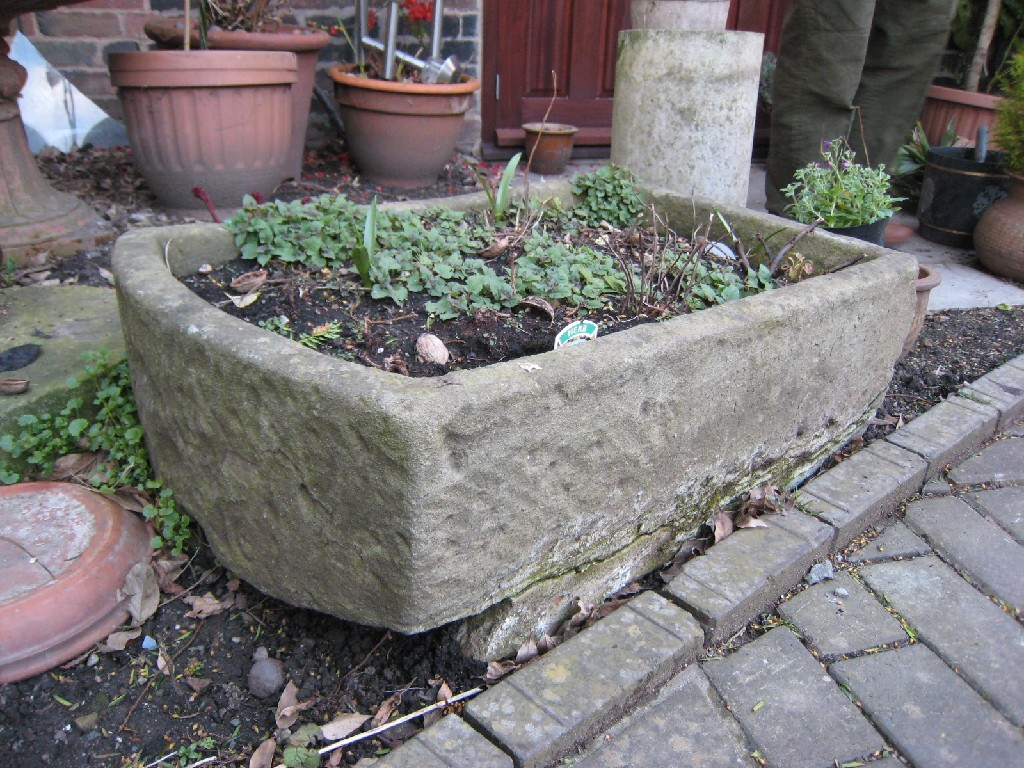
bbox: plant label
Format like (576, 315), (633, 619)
(554, 320), (599, 349)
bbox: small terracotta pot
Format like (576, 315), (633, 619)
(901, 264), (942, 359)
(143, 19), (329, 182)
(328, 65), (479, 188)
(974, 172), (1024, 281)
(108, 50), (297, 213)
(522, 123), (578, 175)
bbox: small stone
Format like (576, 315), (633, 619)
(252, 646), (269, 662)
(834, 587), (849, 598)
(248, 657), (286, 698)
(807, 561), (835, 584)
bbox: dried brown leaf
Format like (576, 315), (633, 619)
(48, 452), (103, 481)
(370, 690), (403, 729)
(515, 638), (539, 665)
(712, 510), (734, 543)
(483, 659), (517, 684)
(97, 267), (115, 286)
(248, 737), (277, 768)
(276, 681), (316, 729)
(183, 592), (233, 619)
(225, 291), (260, 308)
(517, 295), (556, 320)
(152, 552), (189, 593)
(186, 677), (212, 693)
(118, 562), (160, 627)
(737, 516), (770, 530)
(415, 333), (450, 365)
(320, 712), (369, 741)
(156, 648), (173, 676)
(112, 485), (152, 513)
(479, 235), (510, 259)
(98, 627), (142, 652)
(230, 269), (268, 294)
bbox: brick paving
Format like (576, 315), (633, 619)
(366, 356), (1024, 768)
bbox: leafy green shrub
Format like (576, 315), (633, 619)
(0, 352), (188, 554)
(570, 165), (646, 228)
(994, 52), (1024, 176)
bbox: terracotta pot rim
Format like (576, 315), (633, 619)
(522, 122), (578, 135)
(144, 17), (330, 52)
(926, 83), (1003, 109)
(108, 49), (297, 87)
(915, 264), (942, 291)
(327, 64), (480, 95)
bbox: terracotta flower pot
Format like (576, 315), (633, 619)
(901, 264), (941, 359)
(974, 172), (1024, 281)
(143, 18), (329, 182)
(327, 65), (479, 188)
(522, 122), (577, 175)
(919, 84), (1002, 148)
(108, 50), (297, 213)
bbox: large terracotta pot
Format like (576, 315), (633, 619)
(328, 65), (479, 188)
(919, 84), (1001, 147)
(108, 50), (297, 214)
(974, 172), (1024, 281)
(144, 19), (329, 182)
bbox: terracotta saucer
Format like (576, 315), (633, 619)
(0, 482), (151, 683)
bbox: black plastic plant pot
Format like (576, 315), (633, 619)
(825, 216), (889, 247)
(918, 146), (1009, 248)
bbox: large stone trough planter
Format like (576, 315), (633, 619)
(112, 181), (917, 658)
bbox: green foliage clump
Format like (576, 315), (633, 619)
(570, 165), (646, 228)
(994, 52), (1024, 176)
(0, 351), (188, 554)
(782, 137), (904, 227)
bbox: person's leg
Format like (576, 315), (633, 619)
(849, 0), (956, 172)
(765, 0), (876, 215)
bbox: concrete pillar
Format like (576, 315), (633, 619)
(630, 0), (730, 31)
(611, 30), (763, 207)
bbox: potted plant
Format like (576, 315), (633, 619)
(108, 1), (298, 214)
(975, 51), (1024, 280)
(919, 0), (1022, 145)
(781, 137), (904, 245)
(326, 0), (480, 188)
(142, 0), (329, 183)
(110, 169), (918, 658)
(782, 137), (938, 356)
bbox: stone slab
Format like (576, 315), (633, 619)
(797, 441), (927, 548)
(884, 398), (997, 480)
(948, 436), (1024, 485)
(666, 516), (831, 641)
(463, 591), (702, 768)
(703, 627), (884, 768)
(831, 644), (1024, 767)
(904, 496), (1024, 611)
(0, 286), (124, 441)
(573, 666), (755, 768)
(858, 555), (1024, 726)
(846, 522), (932, 564)
(965, 486), (1024, 545)
(778, 572), (907, 658)
(373, 715), (512, 768)
(962, 362), (1024, 428)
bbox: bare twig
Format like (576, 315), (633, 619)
(769, 219), (821, 275)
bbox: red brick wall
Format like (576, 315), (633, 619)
(12, 1), (483, 148)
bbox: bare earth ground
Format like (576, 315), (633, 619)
(1, 145), (1022, 768)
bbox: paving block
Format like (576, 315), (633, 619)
(964, 486), (1024, 545)
(921, 476), (953, 495)
(778, 572), (906, 658)
(373, 715), (512, 768)
(948, 436), (1024, 486)
(831, 644), (1024, 768)
(962, 361), (1024, 428)
(665, 516), (831, 641)
(797, 441), (927, 548)
(858, 555), (1024, 726)
(846, 522), (932, 564)
(573, 666), (755, 767)
(703, 627), (884, 768)
(884, 397), (997, 480)
(463, 591), (702, 768)
(904, 496), (1024, 611)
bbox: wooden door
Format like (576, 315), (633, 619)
(481, 0), (630, 157)
(481, 0), (791, 158)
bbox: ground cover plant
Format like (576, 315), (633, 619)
(182, 165), (792, 377)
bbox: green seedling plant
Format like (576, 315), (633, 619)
(472, 152), (522, 222)
(571, 164), (646, 228)
(0, 351), (189, 554)
(351, 196), (378, 287)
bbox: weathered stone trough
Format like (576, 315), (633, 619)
(112, 181), (916, 658)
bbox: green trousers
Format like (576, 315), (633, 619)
(765, 0), (956, 216)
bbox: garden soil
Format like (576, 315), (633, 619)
(1, 145), (1022, 768)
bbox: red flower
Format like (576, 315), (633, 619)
(367, 8), (378, 30)
(401, 0), (434, 23)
